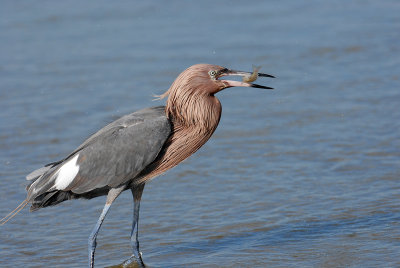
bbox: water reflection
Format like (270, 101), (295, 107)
(106, 259), (147, 268)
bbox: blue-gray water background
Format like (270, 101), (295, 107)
(1, 1), (399, 267)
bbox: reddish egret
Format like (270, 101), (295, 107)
(1, 64), (274, 267)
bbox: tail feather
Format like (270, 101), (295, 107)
(3, 159), (110, 225)
(26, 165), (60, 203)
(0, 200), (28, 225)
(2, 162), (60, 225)
(30, 191), (72, 211)
(26, 166), (52, 181)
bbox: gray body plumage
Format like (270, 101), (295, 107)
(26, 106), (171, 210)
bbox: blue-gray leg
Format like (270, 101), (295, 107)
(88, 187), (124, 268)
(131, 197), (144, 264)
(123, 184), (145, 268)
(88, 203), (111, 268)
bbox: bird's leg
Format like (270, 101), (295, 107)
(123, 184), (145, 267)
(131, 186), (144, 261)
(88, 203), (110, 268)
(88, 186), (125, 268)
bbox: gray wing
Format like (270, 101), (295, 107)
(27, 106), (170, 200)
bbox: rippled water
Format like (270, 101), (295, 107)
(1, 1), (399, 267)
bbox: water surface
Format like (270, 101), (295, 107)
(1, 1), (399, 267)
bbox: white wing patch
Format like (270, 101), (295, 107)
(54, 154), (80, 190)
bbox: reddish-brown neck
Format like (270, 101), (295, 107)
(137, 91), (222, 184)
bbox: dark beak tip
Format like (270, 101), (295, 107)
(251, 83), (274, 90)
(258, 73), (276, 79)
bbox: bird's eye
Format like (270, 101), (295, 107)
(208, 70), (217, 78)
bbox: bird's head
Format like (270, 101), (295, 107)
(168, 64), (274, 95)
(160, 64), (275, 125)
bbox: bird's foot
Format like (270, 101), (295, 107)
(122, 253), (145, 268)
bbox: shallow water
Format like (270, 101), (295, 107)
(1, 1), (399, 267)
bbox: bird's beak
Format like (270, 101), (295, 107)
(219, 68), (275, 90)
